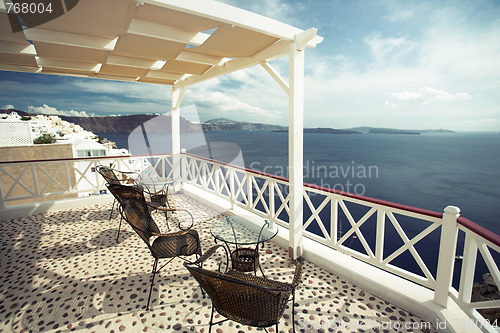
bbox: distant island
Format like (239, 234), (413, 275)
(273, 128), (361, 134)
(0, 110), (455, 135)
(349, 126), (455, 135)
(202, 118), (287, 131)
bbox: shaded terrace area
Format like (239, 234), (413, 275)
(0, 193), (435, 333)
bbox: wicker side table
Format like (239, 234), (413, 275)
(210, 216), (278, 276)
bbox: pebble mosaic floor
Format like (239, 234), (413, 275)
(0, 194), (436, 333)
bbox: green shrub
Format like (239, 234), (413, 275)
(33, 134), (57, 144)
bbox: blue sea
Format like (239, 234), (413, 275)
(101, 130), (500, 234)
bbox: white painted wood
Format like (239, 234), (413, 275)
(295, 28), (319, 50)
(434, 206), (460, 307)
(478, 243), (500, 291)
(260, 61), (289, 94)
(375, 209), (386, 263)
(142, 0), (323, 46)
(288, 40), (304, 259)
(175, 40), (291, 88)
(171, 86), (184, 191)
(128, 18), (210, 45)
(0, 182), (5, 210)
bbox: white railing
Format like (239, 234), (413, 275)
(1, 153), (498, 331)
(182, 152), (500, 332)
(0, 154), (173, 209)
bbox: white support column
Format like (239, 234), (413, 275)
(288, 40), (305, 259)
(434, 205), (460, 307)
(171, 86), (186, 192)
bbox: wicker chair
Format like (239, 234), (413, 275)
(107, 184), (194, 241)
(185, 255), (304, 333)
(97, 164), (171, 208)
(119, 198), (202, 310)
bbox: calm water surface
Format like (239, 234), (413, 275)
(100, 131), (500, 235)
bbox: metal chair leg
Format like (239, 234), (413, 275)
(208, 305), (215, 333)
(146, 258), (158, 310)
(116, 217), (122, 242)
(163, 209), (170, 231)
(109, 198), (116, 220)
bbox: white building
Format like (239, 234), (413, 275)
(0, 112), (33, 146)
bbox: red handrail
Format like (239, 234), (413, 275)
(458, 217), (500, 247)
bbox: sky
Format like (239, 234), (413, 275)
(0, 0), (499, 131)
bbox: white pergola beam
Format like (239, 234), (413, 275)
(128, 18), (210, 45)
(24, 28), (117, 51)
(142, 0), (323, 47)
(261, 61), (289, 94)
(175, 39), (290, 88)
(295, 28), (319, 51)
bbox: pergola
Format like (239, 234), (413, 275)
(0, 0), (323, 258)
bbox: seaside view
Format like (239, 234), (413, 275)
(101, 130), (500, 234)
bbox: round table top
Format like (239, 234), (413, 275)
(210, 216), (278, 246)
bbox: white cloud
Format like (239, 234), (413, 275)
(386, 9), (415, 22)
(364, 33), (417, 65)
(392, 87), (471, 105)
(27, 104), (95, 117)
(384, 101), (400, 109)
(72, 79), (170, 102)
(2, 104), (14, 109)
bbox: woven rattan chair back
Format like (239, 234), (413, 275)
(96, 165), (121, 185)
(120, 198), (161, 247)
(186, 257), (304, 332)
(107, 183), (146, 204)
(120, 199), (201, 258)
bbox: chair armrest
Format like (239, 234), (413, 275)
(185, 244), (229, 271)
(154, 206), (194, 231)
(291, 256), (305, 289)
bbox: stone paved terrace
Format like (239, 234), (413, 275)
(0, 194), (437, 333)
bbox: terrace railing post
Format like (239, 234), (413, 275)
(458, 233), (478, 305)
(181, 149), (187, 185)
(434, 205), (460, 307)
(0, 181), (5, 210)
(229, 169), (235, 210)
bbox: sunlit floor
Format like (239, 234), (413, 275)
(0, 194), (436, 332)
